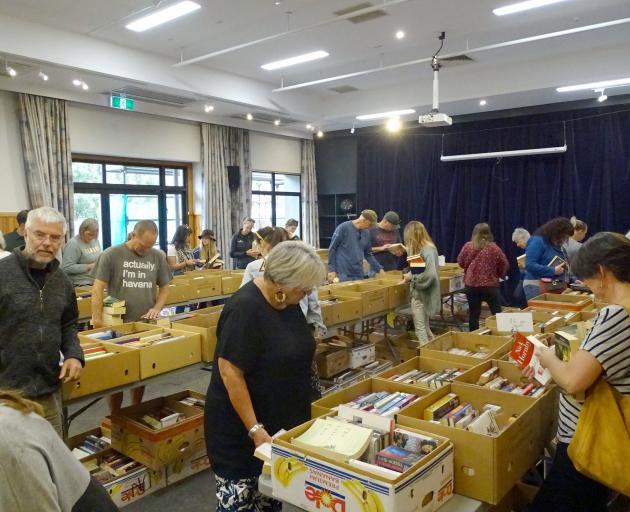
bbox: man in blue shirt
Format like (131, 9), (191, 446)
(327, 209), (384, 282)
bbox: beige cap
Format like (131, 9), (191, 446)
(360, 209), (378, 225)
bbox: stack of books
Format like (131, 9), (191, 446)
(84, 330), (125, 341)
(447, 347), (490, 359)
(179, 396), (205, 410)
(343, 391), (420, 417)
(83, 345), (114, 361)
(72, 434), (111, 460)
(386, 368), (465, 388)
(102, 296), (126, 326)
(136, 407), (183, 430)
(86, 452), (144, 485)
(110, 332), (186, 348)
(423, 394), (501, 436)
(475, 366), (544, 397)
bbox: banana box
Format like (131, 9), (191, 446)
(172, 312), (222, 362)
(166, 450), (211, 486)
(369, 279), (410, 309)
(484, 310), (567, 334)
(330, 282), (390, 317)
(111, 396), (205, 471)
(420, 332), (512, 366)
(272, 419), (454, 512)
(527, 293), (593, 311)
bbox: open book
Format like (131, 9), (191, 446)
(292, 418), (373, 462)
(386, 243), (407, 254)
(203, 253), (224, 269)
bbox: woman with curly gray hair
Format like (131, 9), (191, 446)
(205, 241), (326, 512)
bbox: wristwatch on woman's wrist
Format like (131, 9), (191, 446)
(248, 423), (265, 438)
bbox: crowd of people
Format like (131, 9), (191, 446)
(0, 205), (629, 511)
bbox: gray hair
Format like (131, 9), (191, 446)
(0, 230), (5, 250)
(25, 207), (67, 234)
(264, 241), (326, 290)
(79, 218), (99, 235)
(512, 227), (531, 243)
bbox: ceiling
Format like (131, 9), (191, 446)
(1, 0), (630, 133)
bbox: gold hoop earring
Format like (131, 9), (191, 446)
(274, 290), (287, 304)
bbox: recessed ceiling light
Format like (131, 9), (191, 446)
(306, 124), (313, 130)
(6, 66), (17, 77)
(81, 82), (89, 91)
(556, 77), (630, 92)
(493, 0), (569, 16)
(316, 130), (324, 138)
(479, 99), (487, 106)
(126, 1), (201, 32)
(356, 109), (415, 121)
(385, 117), (402, 133)
(204, 104), (214, 112)
(274, 1), (281, 5)
(38, 71), (48, 81)
(395, 30), (405, 40)
(261, 50), (329, 71)
(246, 113), (253, 120)
(274, 119), (281, 126)
(72, 79), (82, 87)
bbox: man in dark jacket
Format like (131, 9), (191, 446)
(3, 209), (29, 251)
(229, 217), (259, 269)
(0, 207), (84, 436)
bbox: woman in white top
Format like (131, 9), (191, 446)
(0, 230), (11, 260)
(529, 232), (630, 512)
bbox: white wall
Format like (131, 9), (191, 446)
(0, 90), (28, 211)
(68, 104), (201, 162)
(249, 132), (301, 174)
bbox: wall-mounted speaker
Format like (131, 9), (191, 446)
(227, 165), (240, 190)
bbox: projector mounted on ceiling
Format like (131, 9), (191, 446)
(419, 32), (453, 127)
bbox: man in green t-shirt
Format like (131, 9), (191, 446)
(91, 219), (172, 411)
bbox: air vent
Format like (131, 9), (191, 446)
(334, 2), (388, 24)
(441, 54), (475, 67)
(230, 112), (300, 125)
(109, 86), (198, 107)
(328, 85), (359, 94)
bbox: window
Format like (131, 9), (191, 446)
(72, 159), (188, 251)
(251, 172), (301, 236)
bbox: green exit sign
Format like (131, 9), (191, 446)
(110, 96), (135, 110)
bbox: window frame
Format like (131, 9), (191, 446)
(251, 171), (302, 235)
(72, 155), (190, 251)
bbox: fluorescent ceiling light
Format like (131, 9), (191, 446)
(556, 77), (630, 92)
(356, 109), (415, 121)
(395, 30), (405, 39)
(493, 0), (568, 16)
(126, 1), (201, 32)
(441, 145), (567, 162)
(261, 51), (329, 71)
(479, 99), (487, 106)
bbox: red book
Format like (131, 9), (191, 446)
(510, 333), (552, 385)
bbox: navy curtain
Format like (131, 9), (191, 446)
(357, 105), (630, 302)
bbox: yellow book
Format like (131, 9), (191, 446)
(292, 418), (373, 462)
(423, 393), (460, 422)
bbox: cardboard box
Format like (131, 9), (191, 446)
(318, 294), (363, 326)
(527, 293), (593, 311)
(347, 341), (376, 369)
(67, 426), (110, 459)
(397, 382), (555, 504)
(420, 332), (512, 366)
(331, 282), (390, 316)
(166, 450), (211, 485)
(96, 326), (201, 379)
(565, 309), (598, 324)
(439, 271), (465, 295)
(111, 395), (205, 470)
(188, 274), (222, 298)
(75, 287), (93, 319)
(315, 345), (350, 378)
(484, 310), (567, 334)
(311, 377), (435, 418)
(272, 418), (454, 512)
(62, 342), (140, 400)
(164, 278), (193, 304)
(374, 333), (420, 364)
(376, 356), (473, 390)
(370, 278), (410, 309)
(172, 312), (221, 362)
(193, 304), (224, 316)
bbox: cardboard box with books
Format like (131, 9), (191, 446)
(311, 377), (435, 418)
(221, 273), (243, 294)
(75, 286), (93, 319)
(163, 277), (194, 304)
(166, 450), (211, 486)
(420, 332), (512, 366)
(80, 447), (166, 507)
(318, 293), (363, 326)
(111, 393), (205, 470)
(188, 273), (222, 299)
(62, 341), (140, 400)
(171, 310), (222, 362)
(271, 414), (454, 512)
(527, 293), (593, 311)
(397, 382), (553, 504)
(315, 344), (350, 378)
(331, 282), (390, 316)
(78, 322), (158, 344)
(95, 327), (201, 379)
(565, 309), (599, 324)
(438, 269), (465, 295)
(369, 278), (410, 309)
(67, 426), (112, 460)
(484, 310), (567, 334)
(376, 356), (473, 390)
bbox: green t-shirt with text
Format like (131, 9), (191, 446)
(93, 244), (172, 322)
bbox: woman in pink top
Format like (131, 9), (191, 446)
(457, 223), (510, 331)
